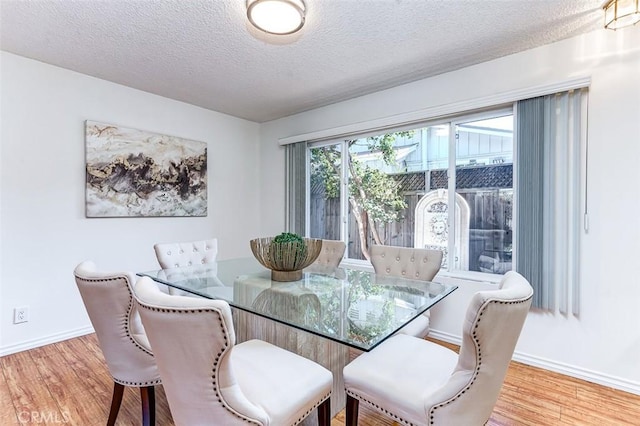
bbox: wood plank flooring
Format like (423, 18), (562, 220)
(1, 334), (638, 425)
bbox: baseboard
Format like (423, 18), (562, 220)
(0, 326), (94, 357)
(428, 330), (463, 345)
(2, 326), (638, 396)
(429, 329), (640, 396)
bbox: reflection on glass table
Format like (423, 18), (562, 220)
(138, 257), (457, 351)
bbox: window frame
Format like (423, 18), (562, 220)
(287, 78), (590, 308)
(446, 107), (515, 281)
(306, 106), (516, 283)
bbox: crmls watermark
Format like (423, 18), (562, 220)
(18, 410), (70, 424)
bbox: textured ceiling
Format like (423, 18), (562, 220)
(0, 0), (603, 122)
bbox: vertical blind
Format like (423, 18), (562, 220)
(516, 89), (586, 313)
(285, 142), (307, 235)
(285, 86), (587, 315)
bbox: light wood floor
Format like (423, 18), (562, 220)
(1, 334), (639, 425)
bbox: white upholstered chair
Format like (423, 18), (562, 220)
(305, 239), (346, 275)
(343, 271), (533, 426)
(133, 276), (333, 426)
(153, 238), (218, 269)
(153, 238), (219, 296)
(74, 261), (161, 426)
(313, 239), (346, 268)
(369, 245), (443, 337)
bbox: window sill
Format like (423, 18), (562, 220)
(436, 270), (502, 285)
(338, 258), (503, 286)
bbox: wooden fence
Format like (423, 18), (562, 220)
(310, 189), (512, 262)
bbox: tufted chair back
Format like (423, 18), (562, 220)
(312, 239), (346, 268)
(370, 245), (442, 281)
(74, 261), (160, 386)
(427, 271), (533, 424)
(305, 239), (346, 275)
(154, 238), (218, 269)
(133, 277), (333, 425)
(369, 245), (443, 337)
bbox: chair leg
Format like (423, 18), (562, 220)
(346, 394), (359, 426)
(140, 385), (156, 426)
(317, 397), (331, 426)
(107, 382), (125, 426)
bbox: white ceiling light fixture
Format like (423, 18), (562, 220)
(247, 0), (306, 35)
(603, 0), (640, 30)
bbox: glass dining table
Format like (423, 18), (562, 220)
(138, 257), (457, 419)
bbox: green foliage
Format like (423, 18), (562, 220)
(273, 232), (305, 245)
(310, 147), (341, 199)
(346, 270), (393, 344)
(270, 232), (307, 266)
(367, 131), (413, 165)
(350, 160), (406, 223)
(310, 130), (413, 249)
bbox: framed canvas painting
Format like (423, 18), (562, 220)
(85, 120), (207, 217)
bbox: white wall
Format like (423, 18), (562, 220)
(0, 52), (261, 354)
(259, 28), (640, 394)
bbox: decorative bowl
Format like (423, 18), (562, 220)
(250, 237), (323, 282)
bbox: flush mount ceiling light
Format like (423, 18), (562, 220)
(247, 0), (306, 35)
(603, 0), (640, 30)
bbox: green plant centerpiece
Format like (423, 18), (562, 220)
(250, 233), (323, 282)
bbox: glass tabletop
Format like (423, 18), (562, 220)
(138, 257), (457, 351)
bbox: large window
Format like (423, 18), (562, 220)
(308, 108), (514, 276)
(291, 86), (587, 312)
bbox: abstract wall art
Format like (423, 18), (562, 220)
(85, 120), (207, 217)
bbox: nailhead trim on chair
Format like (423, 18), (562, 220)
(346, 295), (532, 426)
(139, 302), (332, 425)
(137, 304), (267, 424)
(293, 392), (332, 426)
(345, 390), (416, 426)
(77, 275), (162, 387)
(427, 296), (533, 425)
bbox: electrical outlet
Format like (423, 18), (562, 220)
(14, 306), (29, 324)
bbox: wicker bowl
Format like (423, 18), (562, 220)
(250, 237), (323, 282)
